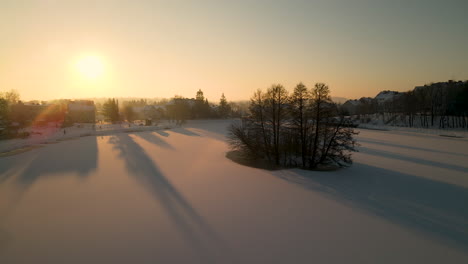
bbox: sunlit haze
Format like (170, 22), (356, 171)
(1, 1), (468, 263)
(1, 0), (467, 101)
(75, 54), (105, 80)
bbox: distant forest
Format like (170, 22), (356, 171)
(98, 89), (248, 125)
(341, 80), (468, 129)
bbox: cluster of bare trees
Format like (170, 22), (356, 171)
(228, 83), (357, 169)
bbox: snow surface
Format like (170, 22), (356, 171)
(0, 121), (175, 153)
(0, 119), (467, 263)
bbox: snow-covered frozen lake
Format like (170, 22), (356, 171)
(1, 120), (467, 263)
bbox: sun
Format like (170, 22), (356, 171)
(75, 54), (105, 80)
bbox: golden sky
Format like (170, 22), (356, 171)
(1, 0), (467, 101)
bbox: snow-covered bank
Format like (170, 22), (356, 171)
(358, 123), (468, 138)
(348, 113), (468, 138)
(0, 119), (467, 263)
(0, 122), (176, 154)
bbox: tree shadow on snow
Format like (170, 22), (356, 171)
(359, 146), (468, 173)
(0, 136), (98, 188)
(0, 136), (99, 247)
(170, 127), (201, 137)
(273, 163), (468, 250)
(108, 134), (227, 262)
(225, 150), (282, 171)
(184, 120), (234, 138)
(358, 138), (468, 158)
(155, 130), (169, 137)
(133, 132), (175, 150)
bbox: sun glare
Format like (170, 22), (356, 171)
(75, 55), (105, 80)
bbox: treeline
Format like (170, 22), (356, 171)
(228, 83), (357, 169)
(343, 80), (468, 129)
(165, 90), (233, 123)
(0, 90), (21, 138)
(0, 90), (71, 138)
(99, 89), (247, 124)
(0, 88), (249, 137)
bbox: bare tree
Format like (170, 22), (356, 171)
(249, 89), (272, 162)
(265, 84), (289, 165)
(310, 83), (332, 168)
(289, 82), (311, 167)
